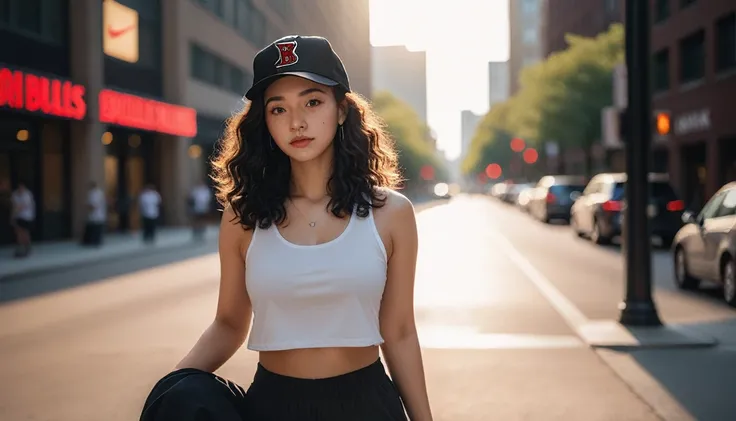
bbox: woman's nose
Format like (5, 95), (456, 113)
(290, 110), (307, 131)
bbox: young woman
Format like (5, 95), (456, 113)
(140, 35), (433, 421)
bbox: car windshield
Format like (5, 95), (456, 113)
(611, 181), (679, 201)
(549, 184), (586, 196)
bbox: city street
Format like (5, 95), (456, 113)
(1, 195), (735, 420)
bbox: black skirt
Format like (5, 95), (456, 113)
(140, 358), (408, 421)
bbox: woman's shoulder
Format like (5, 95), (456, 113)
(220, 205), (254, 256)
(372, 187), (415, 221)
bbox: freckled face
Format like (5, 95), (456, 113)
(263, 76), (346, 162)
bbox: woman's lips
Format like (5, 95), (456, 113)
(290, 137), (314, 148)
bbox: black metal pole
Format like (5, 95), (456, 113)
(619, 0), (662, 326)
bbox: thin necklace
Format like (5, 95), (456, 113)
(289, 198), (320, 228)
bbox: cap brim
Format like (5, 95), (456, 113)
(245, 72), (340, 100)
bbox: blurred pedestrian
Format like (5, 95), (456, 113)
(139, 184), (161, 244)
(188, 181), (212, 241)
(82, 181), (106, 246)
(140, 35), (431, 421)
(10, 182), (35, 258)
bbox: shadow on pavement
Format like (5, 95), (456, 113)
(0, 197), (447, 305)
(0, 240), (219, 304)
(621, 319), (736, 421)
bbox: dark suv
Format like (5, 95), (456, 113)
(528, 175), (587, 223)
(571, 173), (685, 246)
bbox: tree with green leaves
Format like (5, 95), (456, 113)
(463, 23), (624, 178)
(372, 91), (448, 188)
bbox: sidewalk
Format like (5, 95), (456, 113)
(0, 225), (218, 281)
(0, 196), (445, 282)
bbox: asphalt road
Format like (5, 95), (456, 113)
(1, 194), (733, 420)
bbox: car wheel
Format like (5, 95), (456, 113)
(721, 257), (736, 308)
(674, 246), (699, 290)
(591, 219), (609, 245)
(571, 214), (584, 237)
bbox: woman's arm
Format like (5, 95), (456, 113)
(175, 206), (253, 372)
(379, 193), (433, 421)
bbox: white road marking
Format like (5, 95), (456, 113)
(480, 198), (699, 421)
(484, 230), (590, 329)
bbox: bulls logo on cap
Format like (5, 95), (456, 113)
(274, 41), (298, 68)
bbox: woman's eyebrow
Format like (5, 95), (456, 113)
(265, 88), (326, 106)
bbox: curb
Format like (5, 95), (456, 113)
(576, 320), (719, 350)
(595, 349), (698, 421)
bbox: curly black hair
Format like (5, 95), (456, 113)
(210, 89), (402, 230)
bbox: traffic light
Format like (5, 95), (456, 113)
(617, 109), (671, 142)
(655, 111), (671, 136)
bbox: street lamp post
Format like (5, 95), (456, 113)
(619, 0), (662, 326)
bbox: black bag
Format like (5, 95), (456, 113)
(140, 368), (248, 421)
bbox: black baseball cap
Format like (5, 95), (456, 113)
(245, 35), (351, 100)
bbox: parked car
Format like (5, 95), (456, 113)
(527, 175), (587, 223)
(516, 186), (537, 213)
(501, 183), (531, 205)
(672, 182), (736, 307)
(570, 172), (684, 246)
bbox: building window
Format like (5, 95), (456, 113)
(41, 0), (63, 40)
(523, 27), (537, 44)
(654, 0), (669, 23)
(679, 29), (705, 83)
(521, 0), (536, 15)
(269, 0), (290, 21)
(191, 44), (212, 81)
(522, 56), (539, 67)
(680, 0), (696, 8)
(221, 0), (236, 27)
(0, 0), (65, 43)
(197, 0), (223, 17)
(604, 0), (617, 13)
(17, 0), (42, 33)
(235, 0), (251, 38)
(190, 43), (252, 96)
(0, 0), (10, 25)
(195, 0), (270, 49)
(248, 7), (266, 47)
(137, 22), (161, 69)
(653, 49), (670, 92)
(716, 13), (736, 73)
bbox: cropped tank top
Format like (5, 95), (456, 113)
(244, 205), (387, 351)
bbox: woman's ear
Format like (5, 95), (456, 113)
(337, 99), (348, 125)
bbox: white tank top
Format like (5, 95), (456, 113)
(244, 205), (387, 351)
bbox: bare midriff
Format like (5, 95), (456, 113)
(258, 345), (380, 379)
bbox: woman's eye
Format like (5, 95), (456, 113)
(306, 99), (322, 107)
(270, 107), (285, 115)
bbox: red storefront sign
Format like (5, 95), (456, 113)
(0, 67), (87, 120)
(99, 89), (197, 137)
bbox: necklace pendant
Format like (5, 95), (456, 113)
(309, 222), (316, 227)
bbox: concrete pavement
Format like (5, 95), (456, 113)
(476, 195), (736, 421)
(0, 195), (733, 420)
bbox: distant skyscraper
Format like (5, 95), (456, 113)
(461, 110), (483, 159)
(509, 0), (544, 94)
(488, 61), (509, 108)
(371, 45), (428, 124)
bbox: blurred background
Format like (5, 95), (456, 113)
(1, 1), (735, 420)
